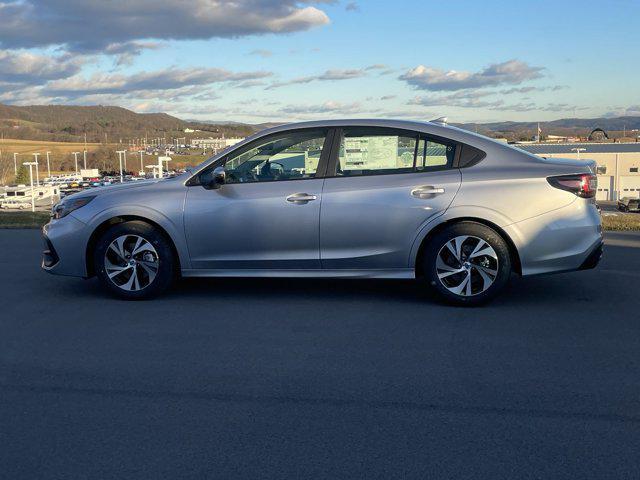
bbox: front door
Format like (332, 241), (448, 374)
(184, 128), (331, 270)
(320, 127), (461, 269)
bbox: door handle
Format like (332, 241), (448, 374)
(411, 186), (445, 199)
(286, 193), (317, 204)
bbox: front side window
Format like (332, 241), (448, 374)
(335, 127), (455, 177)
(221, 129), (327, 184)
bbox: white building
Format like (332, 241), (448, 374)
(517, 142), (640, 201)
(192, 137), (244, 152)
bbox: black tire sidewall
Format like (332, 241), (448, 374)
(424, 222), (511, 306)
(93, 221), (175, 300)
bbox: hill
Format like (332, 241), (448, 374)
(0, 104), (256, 143)
(455, 116), (640, 141)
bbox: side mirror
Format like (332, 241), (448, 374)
(205, 166), (226, 190)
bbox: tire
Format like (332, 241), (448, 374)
(423, 221), (512, 306)
(93, 220), (175, 300)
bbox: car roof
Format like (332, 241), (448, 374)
(251, 118), (502, 150)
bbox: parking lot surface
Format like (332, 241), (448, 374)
(1, 229), (640, 479)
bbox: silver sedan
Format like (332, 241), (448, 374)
(42, 119), (602, 305)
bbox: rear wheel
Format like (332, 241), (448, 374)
(93, 221), (175, 300)
(423, 222), (512, 306)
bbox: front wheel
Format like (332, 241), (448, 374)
(423, 222), (512, 306)
(93, 221), (175, 300)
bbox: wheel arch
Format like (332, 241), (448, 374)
(85, 215), (182, 278)
(413, 217), (522, 278)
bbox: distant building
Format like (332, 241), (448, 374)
(192, 137), (244, 152)
(516, 142), (640, 201)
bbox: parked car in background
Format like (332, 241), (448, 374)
(42, 119), (603, 305)
(618, 197), (640, 212)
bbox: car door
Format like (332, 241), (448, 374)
(320, 126), (461, 269)
(184, 128), (332, 270)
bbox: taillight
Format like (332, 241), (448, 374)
(547, 173), (597, 198)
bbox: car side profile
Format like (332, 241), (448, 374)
(42, 119), (603, 305)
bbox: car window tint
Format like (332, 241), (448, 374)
(223, 130), (327, 184)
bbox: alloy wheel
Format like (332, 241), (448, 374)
(104, 234), (159, 291)
(436, 235), (499, 297)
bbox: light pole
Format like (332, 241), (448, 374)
(123, 150), (127, 172)
(116, 150), (126, 183)
(139, 151), (144, 174)
(83, 150), (87, 170)
(32, 152), (40, 186)
(46, 151), (51, 179)
(13, 152), (18, 175)
(571, 147), (586, 160)
(23, 161), (37, 212)
(72, 152), (80, 173)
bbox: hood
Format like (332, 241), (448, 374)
(64, 178), (170, 201)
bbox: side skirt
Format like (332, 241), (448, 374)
(181, 269), (415, 279)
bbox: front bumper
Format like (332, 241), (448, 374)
(42, 215), (90, 277)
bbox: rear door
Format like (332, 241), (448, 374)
(320, 127), (461, 269)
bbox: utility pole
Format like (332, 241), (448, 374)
(32, 153), (40, 186)
(13, 152), (18, 175)
(46, 151), (51, 178)
(23, 161), (37, 212)
(123, 150), (127, 172)
(72, 152), (80, 173)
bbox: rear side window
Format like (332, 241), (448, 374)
(416, 138), (455, 170)
(334, 127), (456, 177)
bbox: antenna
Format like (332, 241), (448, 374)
(430, 116), (448, 125)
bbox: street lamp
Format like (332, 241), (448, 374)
(571, 148), (586, 160)
(46, 151), (51, 179)
(72, 152), (80, 173)
(116, 150), (126, 183)
(32, 153), (40, 186)
(22, 161), (37, 212)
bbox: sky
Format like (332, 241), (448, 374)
(0, 0), (638, 124)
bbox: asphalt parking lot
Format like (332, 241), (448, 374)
(1, 229), (640, 479)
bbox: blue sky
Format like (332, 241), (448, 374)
(0, 0), (638, 123)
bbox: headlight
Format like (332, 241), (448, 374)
(52, 195), (96, 219)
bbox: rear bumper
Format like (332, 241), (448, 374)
(504, 199), (603, 276)
(579, 241), (603, 270)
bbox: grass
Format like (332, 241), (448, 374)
(601, 213), (640, 231)
(0, 138), (110, 157)
(0, 211), (51, 228)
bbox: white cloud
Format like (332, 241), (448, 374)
(267, 68), (366, 89)
(0, 0), (331, 53)
(0, 50), (83, 84)
(400, 60), (544, 91)
(280, 101), (365, 115)
(46, 67), (273, 97)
